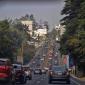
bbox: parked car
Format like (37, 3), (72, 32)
(12, 64), (27, 84)
(22, 65), (32, 80)
(0, 58), (12, 84)
(48, 65), (70, 84)
(34, 68), (42, 75)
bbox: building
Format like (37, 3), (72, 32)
(55, 24), (65, 36)
(33, 28), (47, 48)
(55, 24), (65, 41)
(34, 28), (47, 37)
(21, 20), (33, 36)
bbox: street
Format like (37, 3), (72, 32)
(21, 41), (84, 85)
(0, 73), (84, 85)
(9, 73), (82, 85)
(0, 38), (84, 85)
(0, 0), (85, 84)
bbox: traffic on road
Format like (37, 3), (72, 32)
(0, 42), (84, 85)
(0, 0), (85, 85)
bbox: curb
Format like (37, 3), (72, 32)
(71, 74), (85, 83)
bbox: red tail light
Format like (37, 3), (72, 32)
(0, 66), (11, 78)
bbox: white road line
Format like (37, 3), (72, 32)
(71, 79), (81, 85)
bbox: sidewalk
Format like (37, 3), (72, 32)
(71, 74), (85, 83)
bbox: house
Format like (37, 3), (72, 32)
(21, 20), (33, 36)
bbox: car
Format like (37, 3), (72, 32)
(0, 58), (12, 84)
(41, 69), (47, 74)
(34, 68), (42, 75)
(44, 67), (49, 72)
(48, 65), (70, 84)
(22, 65), (32, 80)
(12, 64), (27, 84)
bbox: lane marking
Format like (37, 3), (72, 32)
(71, 79), (81, 85)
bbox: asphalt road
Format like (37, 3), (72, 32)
(11, 74), (82, 85)
(0, 73), (84, 85)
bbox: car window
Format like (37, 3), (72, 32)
(52, 66), (66, 72)
(13, 65), (22, 70)
(0, 60), (6, 66)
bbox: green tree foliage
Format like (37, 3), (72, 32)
(60, 0), (85, 74)
(0, 18), (36, 64)
(0, 20), (29, 62)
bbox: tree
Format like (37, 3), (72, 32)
(30, 14), (35, 21)
(60, 0), (85, 76)
(20, 14), (30, 20)
(0, 20), (22, 61)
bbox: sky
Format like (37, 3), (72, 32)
(0, 0), (65, 31)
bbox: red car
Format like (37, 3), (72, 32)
(0, 58), (12, 83)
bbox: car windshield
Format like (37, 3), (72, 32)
(0, 60), (6, 66)
(52, 66), (66, 72)
(13, 64), (22, 70)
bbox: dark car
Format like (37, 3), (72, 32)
(48, 65), (70, 84)
(34, 68), (42, 75)
(12, 64), (27, 84)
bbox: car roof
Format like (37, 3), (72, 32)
(12, 64), (22, 66)
(0, 58), (10, 61)
(51, 65), (65, 69)
(22, 65), (29, 67)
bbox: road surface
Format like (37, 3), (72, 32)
(10, 73), (84, 85)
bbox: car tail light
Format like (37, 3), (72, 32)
(0, 66), (11, 74)
(63, 71), (69, 75)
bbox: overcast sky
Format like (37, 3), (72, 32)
(0, 0), (65, 30)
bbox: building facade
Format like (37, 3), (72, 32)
(21, 20), (33, 36)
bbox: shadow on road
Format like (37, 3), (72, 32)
(49, 81), (70, 85)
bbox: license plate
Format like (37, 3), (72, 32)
(58, 72), (62, 75)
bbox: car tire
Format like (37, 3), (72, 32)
(48, 79), (52, 84)
(20, 76), (27, 84)
(29, 77), (32, 80)
(66, 80), (70, 84)
(24, 79), (27, 84)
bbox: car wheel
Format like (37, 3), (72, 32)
(20, 76), (27, 84)
(29, 77), (32, 80)
(11, 82), (16, 85)
(24, 79), (27, 84)
(6, 78), (13, 85)
(66, 80), (70, 84)
(48, 79), (52, 84)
